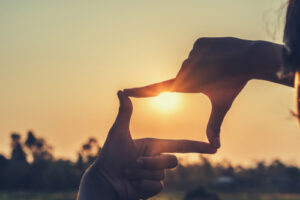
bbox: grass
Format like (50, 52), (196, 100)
(1, 191), (300, 200)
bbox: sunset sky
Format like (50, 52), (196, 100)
(1, 0), (299, 165)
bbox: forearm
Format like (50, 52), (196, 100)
(77, 166), (119, 200)
(249, 40), (294, 87)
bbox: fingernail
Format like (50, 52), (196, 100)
(117, 90), (122, 97)
(136, 158), (144, 167)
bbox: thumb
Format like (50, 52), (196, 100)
(115, 90), (133, 129)
(206, 102), (231, 149)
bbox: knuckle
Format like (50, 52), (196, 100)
(194, 37), (209, 48)
(189, 38), (211, 58)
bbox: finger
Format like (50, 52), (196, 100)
(125, 168), (165, 181)
(206, 103), (230, 149)
(124, 79), (175, 97)
(136, 154), (177, 170)
(115, 90), (133, 129)
(138, 138), (217, 155)
(132, 180), (164, 199)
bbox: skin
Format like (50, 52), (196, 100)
(78, 91), (217, 200)
(124, 37), (292, 148)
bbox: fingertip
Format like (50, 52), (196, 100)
(207, 127), (221, 149)
(210, 137), (221, 149)
(117, 90), (123, 96)
(117, 90), (123, 101)
(117, 90), (124, 109)
(168, 155), (178, 169)
(206, 143), (218, 154)
(211, 138), (221, 149)
(210, 146), (218, 154)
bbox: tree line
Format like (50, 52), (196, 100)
(0, 131), (99, 191)
(1, 131), (300, 194)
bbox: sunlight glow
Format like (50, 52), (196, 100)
(151, 92), (180, 112)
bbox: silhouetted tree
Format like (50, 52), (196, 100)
(78, 137), (101, 165)
(10, 133), (26, 163)
(0, 154), (8, 188)
(25, 131), (53, 163)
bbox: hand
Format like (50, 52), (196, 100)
(124, 37), (284, 148)
(78, 91), (217, 200)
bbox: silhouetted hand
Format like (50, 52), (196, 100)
(124, 37), (284, 148)
(78, 91), (217, 200)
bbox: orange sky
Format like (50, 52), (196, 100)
(1, 0), (300, 165)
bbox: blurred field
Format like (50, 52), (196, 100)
(220, 193), (300, 200)
(154, 193), (300, 200)
(0, 192), (76, 200)
(1, 192), (300, 200)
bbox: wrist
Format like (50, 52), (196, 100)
(248, 40), (281, 79)
(247, 40), (293, 86)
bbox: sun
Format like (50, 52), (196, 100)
(151, 92), (180, 112)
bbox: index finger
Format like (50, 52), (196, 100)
(137, 138), (217, 155)
(124, 79), (175, 97)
